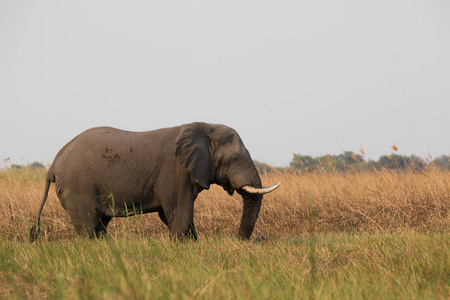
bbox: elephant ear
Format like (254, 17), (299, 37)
(175, 122), (214, 189)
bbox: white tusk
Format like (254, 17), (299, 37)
(242, 182), (282, 194)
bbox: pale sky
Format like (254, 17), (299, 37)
(1, 1), (449, 167)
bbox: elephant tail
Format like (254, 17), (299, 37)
(29, 172), (53, 242)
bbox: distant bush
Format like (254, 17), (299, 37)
(9, 162), (46, 170)
(30, 162), (45, 170)
(432, 155), (450, 170)
(290, 152), (370, 172)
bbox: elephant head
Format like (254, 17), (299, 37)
(175, 122), (281, 239)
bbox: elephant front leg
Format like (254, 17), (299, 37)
(158, 209), (169, 227)
(186, 222), (198, 240)
(159, 207), (197, 239)
(169, 214), (197, 241)
(164, 200), (197, 241)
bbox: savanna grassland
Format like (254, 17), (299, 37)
(0, 166), (449, 299)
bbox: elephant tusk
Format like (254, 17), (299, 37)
(242, 182), (282, 194)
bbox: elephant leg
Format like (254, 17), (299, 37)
(73, 212), (110, 239)
(93, 215), (112, 238)
(158, 209), (169, 227)
(187, 221), (198, 240)
(159, 208), (197, 239)
(163, 199), (197, 240)
(63, 191), (107, 238)
(169, 214), (195, 240)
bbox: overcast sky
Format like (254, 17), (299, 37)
(1, 1), (449, 167)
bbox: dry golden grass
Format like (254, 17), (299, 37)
(0, 167), (448, 241)
(257, 168), (449, 235)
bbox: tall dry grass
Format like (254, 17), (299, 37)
(0, 166), (448, 241)
(257, 168), (449, 235)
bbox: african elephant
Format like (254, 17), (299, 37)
(29, 122), (281, 242)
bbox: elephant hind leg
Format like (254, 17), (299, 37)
(63, 192), (110, 238)
(71, 213), (109, 238)
(93, 215), (112, 238)
(71, 213), (112, 239)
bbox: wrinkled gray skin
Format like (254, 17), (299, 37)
(30, 122), (268, 241)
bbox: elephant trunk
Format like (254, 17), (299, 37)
(228, 153), (281, 240)
(230, 161), (263, 240)
(238, 194), (263, 240)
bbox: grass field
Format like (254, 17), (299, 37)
(0, 166), (449, 299)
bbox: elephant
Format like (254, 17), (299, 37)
(29, 122), (281, 242)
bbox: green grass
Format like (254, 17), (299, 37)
(1, 232), (448, 299)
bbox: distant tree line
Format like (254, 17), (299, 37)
(10, 162), (46, 170)
(255, 152), (450, 174)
